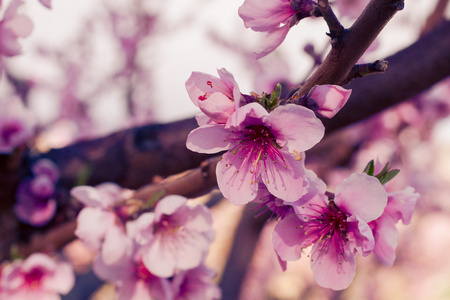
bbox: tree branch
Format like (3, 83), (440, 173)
(292, 0), (405, 97)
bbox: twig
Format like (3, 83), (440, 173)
(291, 0), (405, 98)
(342, 60), (388, 85)
(316, 0), (345, 41)
(421, 0), (449, 35)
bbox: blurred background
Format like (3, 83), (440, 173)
(1, 0), (450, 299)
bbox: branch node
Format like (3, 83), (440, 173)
(342, 60), (389, 85)
(391, 1), (405, 11)
(316, 0), (345, 41)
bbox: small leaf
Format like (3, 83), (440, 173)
(363, 160), (375, 176)
(378, 169), (400, 185)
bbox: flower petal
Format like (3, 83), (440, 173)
(216, 151), (259, 205)
(335, 173), (387, 222)
(186, 124), (232, 154)
(311, 236), (356, 290)
(372, 215), (399, 266)
(255, 24), (290, 59)
(260, 151), (308, 202)
(269, 104), (324, 153)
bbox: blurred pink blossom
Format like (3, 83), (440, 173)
(93, 249), (174, 300)
(335, 0), (369, 19)
(0, 98), (35, 154)
(239, 0), (316, 58)
(369, 163), (419, 266)
(187, 102), (324, 205)
(0, 0), (33, 73)
(126, 195), (215, 278)
(171, 264), (221, 300)
(38, 0), (51, 9)
(71, 183), (134, 265)
(14, 159), (60, 226)
(186, 68), (241, 124)
(273, 173), (388, 290)
(0, 253), (74, 300)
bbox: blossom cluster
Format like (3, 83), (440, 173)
(185, 67), (418, 289)
(70, 183), (221, 300)
(14, 159), (60, 226)
(0, 253), (75, 300)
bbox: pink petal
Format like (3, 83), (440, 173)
(310, 236), (356, 290)
(3, 14), (33, 37)
(335, 173), (387, 222)
(70, 185), (104, 208)
(238, 0), (294, 32)
(346, 215), (375, 256)
(154, 195), (187, 219)
(143, 236), (178, 278)
(126, 212), (156, 245)
(217, 68), (241, 109)
(309, 85), (352, 118)
(198, 92), (236, 124)
(92, 255), (134, 283)
(225, 102), (268, 129)
(41, 262), (75, 295)
(273, 215), (310, 261)
(38, 0), (52, 9)
(385, 186), (419, 225)
(255, 24), (290, 59)
(372, 215), (398, 266)
(75, 207), (115, 250)
(101, 226), (132, 265)
(216, 150), (259, 205)
(269, 104), (325, 153)
(260, 151), (308, 202)
(186, 124), (231, 154)
(185, 71), (233, 107)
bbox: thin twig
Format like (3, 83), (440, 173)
(342, 60), (388, 85)
(316, 0), (345, 41)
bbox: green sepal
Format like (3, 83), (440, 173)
(363, 160), (375, 176)
(146, 189), (166, 209)
(376, 169), (400, 185)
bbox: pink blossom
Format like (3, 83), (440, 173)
(253, 168), (327, 219)
(71, 183), (134, 265)
(0, 253), (75, 300)
(172, 264), (221, 300)
(31, 159), (60, 183)
(93, 249), (174, 300)
(370, 186), (419, 266)
(14, 175), (57, 226)
(0, 99), (35, 154)
(0, 0), (33, 72)
(335, 0), (369, 19)
(126, 195), (215, 278)
(273, 173), (387, 290)
(307, 85), (352, 118)
(38, 0), (52, 9)
(187, 102), (324, 205)
(186, 68), (241, 124)
(239, 0), (316, 58)
(14, 159), (60, 226)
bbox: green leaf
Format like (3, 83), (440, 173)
(378, 169), (400, 185)
(363, 160), (375, 176)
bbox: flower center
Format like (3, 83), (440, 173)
(1, 120), (22, 144)
(24, 267), (44, 288)
(226, 125), (287, 184)
(301, 201), (349, 261)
